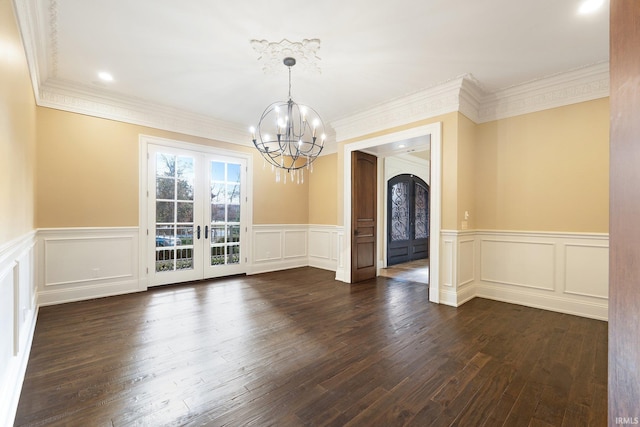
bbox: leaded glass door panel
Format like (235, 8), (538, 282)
(387, 174), (429, 266)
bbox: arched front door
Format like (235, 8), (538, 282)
(387, 174), (429, 266)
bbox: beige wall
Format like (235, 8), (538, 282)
(32, 97), (609, 233)
(333, 99), (608, 235)
(475, 98), (609, 232)
(35, 107), (309, 228)
(252, 157), (309, 225)
(457, 113), (477, 230)
(0, 0), (36, 245)
(308, 153), (337, 225)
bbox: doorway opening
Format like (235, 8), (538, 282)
(138, 135), (253, 289)
(341, 122), (441, 304)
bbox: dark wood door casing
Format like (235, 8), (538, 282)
(351, 151), (377, 283)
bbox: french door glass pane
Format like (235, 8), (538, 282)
(390, 181), (410, 241)
(155, 153), (195, 273)
(209, 161), (242, 267)
(415, 182), (428, 239)
(228, 245), (240, 264)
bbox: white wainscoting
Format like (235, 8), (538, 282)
(440, 230), (477, 307)
(37, 228), (140, 306)
(36, 226), (343, 302)
(0, 231), (37, 427)
(250, 225), (342, 275)
(308, 225), (343, 272)
(438, 230), (608, 320)
(475, 230), (609, 320)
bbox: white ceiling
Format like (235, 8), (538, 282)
(16, 0), (609, 138)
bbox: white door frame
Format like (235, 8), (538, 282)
(138, 134), (253, 290)
(341, 122), (442, 304)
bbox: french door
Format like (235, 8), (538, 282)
(387, 174), (429, 266)
(147, 143), (247, 286)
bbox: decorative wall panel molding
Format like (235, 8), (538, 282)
(563, 243), (609, 299)
(253, 230), (283, 263)
(441, 237), (455, 289)
(438, 229), (608, 320)
(480, 239), (556, 291)
(439, 230), (477, 307)
(308, 226), (342, 272)
(284, 230), (308, 259)
(250, 225), (341, 275)
(0, 231), (37, 427)
(458, 238), (475, 288)
(37, 228), (140, 306)
(474, 230), (609, 320)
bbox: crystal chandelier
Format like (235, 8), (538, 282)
(250, 57), (325, 183)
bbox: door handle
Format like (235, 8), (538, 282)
(354, 229), (359, 236)
(205, 225), (209, 239)
(197, 225), (201, 239)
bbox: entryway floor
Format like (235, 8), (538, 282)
(379, 259), (429, 284)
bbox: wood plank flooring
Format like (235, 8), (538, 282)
(14, 267), (607, 426)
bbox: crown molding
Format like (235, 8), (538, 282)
(29, 65), (610, 148)
(12, 0), (48, 103)
(38, 79), (253, 146)
(478, 61), (610, 123)
(331, 62), (609, 141)
(331, 76), (466, 142)
(458, 75), (486, 123)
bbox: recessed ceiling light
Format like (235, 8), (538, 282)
(578, 0), (605, 14)
(398, 144), (406, 148)
(98, 71), (114, 82)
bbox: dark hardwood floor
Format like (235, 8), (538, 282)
(15, 267), (607, 426)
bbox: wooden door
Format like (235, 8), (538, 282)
(387, 174), (429, 266)
(351, 151), (377, 282)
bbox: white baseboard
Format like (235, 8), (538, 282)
(248, 258), (309, 275)
(38, 279), (142, 306)
(476, 282), (608, 320)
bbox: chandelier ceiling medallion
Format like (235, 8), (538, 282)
(250, 40), (325, 184)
